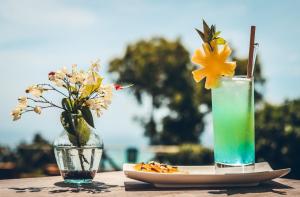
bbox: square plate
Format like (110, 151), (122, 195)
(123, 162), (290, 188)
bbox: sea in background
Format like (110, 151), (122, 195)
(0, 130), (213, 172)
(0, 113), (214, 170)
(104, 146), (155, 169)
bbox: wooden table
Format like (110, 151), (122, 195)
(0, 171), (299, 196)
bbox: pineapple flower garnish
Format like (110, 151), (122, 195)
(11, 59), (132, 124)
(192, 20), (236, 89)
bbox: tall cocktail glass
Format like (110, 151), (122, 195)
(212, 76), (254, 172)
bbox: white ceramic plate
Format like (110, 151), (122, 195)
(123, 162), (290, 188)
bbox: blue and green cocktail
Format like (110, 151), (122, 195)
(212, 76), (255, 168)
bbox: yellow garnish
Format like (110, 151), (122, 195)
(191, 40), (236, 89)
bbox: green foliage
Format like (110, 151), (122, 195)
(60, 112), (91, 146)
(61, 97), (94, 147)
(156, 144), (213, 165)
(61, 98), (73, 112)
(60, 111), (76, 135)
(80, 106), (95, 128)
(0, 146), (17, 163)
(109, 37), (206, 145)
(195, 20), (226, 51)
(73, 117), (91, 146)
(256, 99), (300, 179)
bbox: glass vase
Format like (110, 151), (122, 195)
(53, 129), (103, 184)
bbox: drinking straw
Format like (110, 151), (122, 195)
(246, 26), (256, 120)
(247, 26), (256, 78)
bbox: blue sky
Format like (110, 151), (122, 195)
(0, 0), (299, 147)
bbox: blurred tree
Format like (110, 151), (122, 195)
(0, 146), (17, 163)
(256, 99), (300, 179)
(108, 37), (265, 145)
(16, 133), (55, 176)
(0, 146), (17, 179)
(156, 144), (213, 165)
(109, 37), (206, 145)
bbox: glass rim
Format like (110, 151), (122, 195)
(220, 75), (252, 82)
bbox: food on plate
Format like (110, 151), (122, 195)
(134, 161), (179, 173)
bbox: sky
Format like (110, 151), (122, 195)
(0, 0), (300, 148)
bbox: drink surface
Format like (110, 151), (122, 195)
(212, 77), (255, 165)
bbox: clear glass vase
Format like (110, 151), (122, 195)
(54, 130), (103, 184)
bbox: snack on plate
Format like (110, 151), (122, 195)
(134, 161), (179, 173)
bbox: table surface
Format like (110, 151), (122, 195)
(0, 171), (299, 197)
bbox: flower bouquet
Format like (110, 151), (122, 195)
(12, 60), (130, 183)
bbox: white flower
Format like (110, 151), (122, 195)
(85, 99), (101, 110)
(70, 70), (86, 84)
(90, 59), (100, 72)
(72, 64), (78, 72)
(95, 109), (102, 117)
(33, 106), (42, 114)
(84, 72), (98, 85)
(85, 97), (109, 118)
(83, 84), (114, 118)
(100, 84), (113, 105)
(61, 66), (68, 74)
(85, 99), (96, 108)
(26, 85), (44, 97)
(18, 96), (27, 101)
(11, 107), (22, 121)
(17, 96), (28, 110)
(55, 66), (68, 80)
(69, 64), (87, 84)
(53, 79), (64, 87)
(48, 67), (68, 86)
(77, 71), (86, 83)
(84, 84), (113, 115)
(55, 70), (65, 80)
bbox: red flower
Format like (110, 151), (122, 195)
(114, 84), (123, 90)
(48, 71), (55, 76)
(48, 72), (56, 81)
(114, 84), (133, 90)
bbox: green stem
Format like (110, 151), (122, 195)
(37, 83), (69, 97)
(40, 96), (64, 110)
(76, 138), (85, 171)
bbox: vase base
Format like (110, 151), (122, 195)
(64, 179), (93, 184)
(61, 170), (96, 184)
